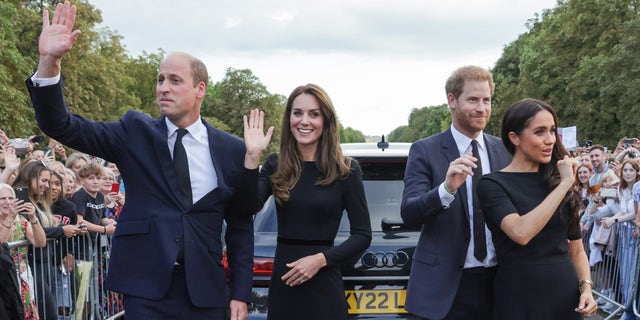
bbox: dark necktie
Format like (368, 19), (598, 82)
(173, 128), (192, 208)
(471, 139), (487, 261)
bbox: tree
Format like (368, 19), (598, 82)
(123, 50), (165, 118)
(209, 68), (284, 157)
(392, 104), (450, 142)
(490, 0), (640, 148)
(0, 1), (37, 137)
(339, 126), (365, 143)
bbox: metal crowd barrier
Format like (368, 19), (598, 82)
(7, 232), (124, 320)
(582, 220), (640, 319)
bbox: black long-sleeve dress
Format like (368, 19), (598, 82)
(258, 154), (372, 320)
(477, 172), (582, 320)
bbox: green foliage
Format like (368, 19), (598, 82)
(339, 126), (366, 143)
(0, 2), (39, 137)
(388, 126), (409, 142)
(388, 104), (450, 142)
(208, 68), (284, 157)
(491, 0), (640, 148)
(8, 0), (640, 158)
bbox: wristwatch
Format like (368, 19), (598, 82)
(615, 218), (619, 223)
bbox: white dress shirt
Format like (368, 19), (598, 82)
(166, 118), (218, 204)
(439, 126), (497, 268)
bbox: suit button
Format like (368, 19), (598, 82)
(175, 237), (181, 243)
(464, 237), (470, 242)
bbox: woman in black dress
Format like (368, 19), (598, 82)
(250, 84), (372, 319)
(476, 99), (597, 319)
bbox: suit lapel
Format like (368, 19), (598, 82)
(483, 134), (504, 172)
(442, 130), (471, 220)
(202, 119), (227, 191)
(152, 117), (185, 208)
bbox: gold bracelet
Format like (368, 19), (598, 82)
(578, 279), (593, 293)
(30, 219), (39, 225)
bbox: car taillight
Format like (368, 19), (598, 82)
(253, 257), (274, 276)
(222, 250), (230, 282)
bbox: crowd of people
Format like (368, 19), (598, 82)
(2, 1), (640, 320)
(0, 130), (124, 320)
(571, 139), (640, 320)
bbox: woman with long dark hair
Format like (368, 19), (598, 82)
(477, 98), (597, 319)
(253, 84), (371, 319)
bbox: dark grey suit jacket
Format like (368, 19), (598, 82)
(401, 128), (511, 319)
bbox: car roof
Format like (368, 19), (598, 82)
(341, 142), (411, 157)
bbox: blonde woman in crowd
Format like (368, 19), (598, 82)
(101, 167), (124, 221)
(0, 183), (46, 319)
(62, 168), (75, 200)
(64, 152), (88, 192)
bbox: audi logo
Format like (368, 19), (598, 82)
(360, 251), (410, 268)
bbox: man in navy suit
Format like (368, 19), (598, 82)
(25, 2), (273, 319)
(401, 66), (511, 319)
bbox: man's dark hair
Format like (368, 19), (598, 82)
(588, 144), (606, 153)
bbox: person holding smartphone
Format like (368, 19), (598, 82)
(586, 170), (619, 309)
(12, 161), (68, 320)
(101, 167), (123, 221)
(0, 183), (46, 320)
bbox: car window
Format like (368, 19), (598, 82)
(254, 196), (277, 232)
(339, 157), (406, 232)
(339, 180), (404, 232)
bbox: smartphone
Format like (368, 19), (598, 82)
(585, 140), (593, 148)
(111, 182), (120, 193)
(31, 135), (45, 144)
(600, 188), (617, 198)
(14, 187), (30, 203)
(624, 138), (634, 149)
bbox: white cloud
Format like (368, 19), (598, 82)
(90, 0), (557, 136)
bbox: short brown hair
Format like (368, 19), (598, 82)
(77, 163), (104, 179)
(445, 66), (494, 99)
(588, 144), (606, 153)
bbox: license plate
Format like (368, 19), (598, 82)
(345, 289), (407, 314)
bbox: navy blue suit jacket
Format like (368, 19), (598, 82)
(26, 79), (257, 308)
(401, 129), (511, 319)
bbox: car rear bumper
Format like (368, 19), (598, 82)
(249, 276), (420, 320)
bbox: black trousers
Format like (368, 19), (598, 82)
(122, 265), (226, 320)
(443, 266), (495, 320)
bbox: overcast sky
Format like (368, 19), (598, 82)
(90, 0), (558, 136)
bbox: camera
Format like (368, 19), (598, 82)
(624, 138), (634, 149)
(630, 152), (637, 158)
